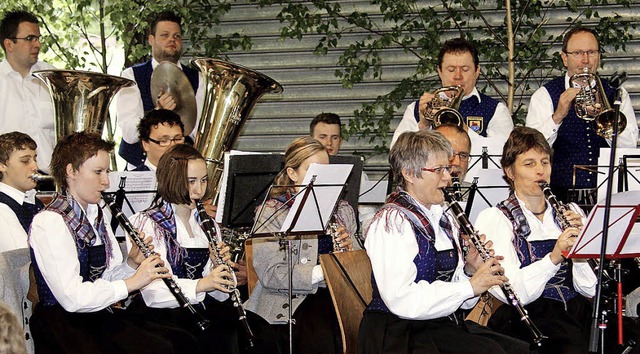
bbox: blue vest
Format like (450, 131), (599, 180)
(179, 248), (210, 279)
(118, 60), (200, 166)
(413, 92), (500, 137)
(544, 76), (615, 190)
(0, 192), (43, 232)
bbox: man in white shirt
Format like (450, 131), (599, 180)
(132, 109), (185, 172)
(392, 38), (513, 149)
(116, 10), (203, 168)
(0, 132), (43, 252)
(0, 11), (56, 173)
(526, 26), (638, 202)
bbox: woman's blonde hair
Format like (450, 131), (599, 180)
(270, 137), (328, 197)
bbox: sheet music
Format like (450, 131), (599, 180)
(466, 138), (505, 183)
(597, 147), (640, 197)
(359, 179), (389, 203)
(105, 171), (157, 237)
(467, 169), (510, 223)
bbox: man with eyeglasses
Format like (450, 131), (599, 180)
(435, 124), (472, 183)
(116, 10), (203, 169)
(133, 109), (185, 172)
(0, 10), (56, 174)
(526, 26), (638, 202)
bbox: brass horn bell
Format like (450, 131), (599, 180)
(420, 86), (464, 129)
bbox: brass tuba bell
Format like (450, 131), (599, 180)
(420, 86), (464, 129)
(190, 58), (283, 198)
(569, 67), (626, 139)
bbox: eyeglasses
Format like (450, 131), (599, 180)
(564, 50), (600, 58)
(10, 35), (42, 43)
(421, 165), (453, 175)
(147, 136), (185, 147)
(451, 152), (471, 161)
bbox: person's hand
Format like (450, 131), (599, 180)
(197, 264), (234, 293)
(418, 92), (436, 130)
(125, 255), (170, 292)
(550, 227), (579, 265)
(229, 259), (247, 286)
(156, 91), (177, 111)
(201, 199), (218, 219)
(126, 232), (154, 268)
(213, 242), (232, 263)
(468, 258), (508, 296)
(332, 225), (353, 252)
(562, 209), (583, 230)
(463, 233), (494, 274)
(553, 87), (580, 124)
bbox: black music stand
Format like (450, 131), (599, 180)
(463, 169), (510, 222)
(103, 171), (157, 240)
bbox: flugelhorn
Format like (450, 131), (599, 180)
(420, 86), (464, 128)
(570, 68), (626, 139)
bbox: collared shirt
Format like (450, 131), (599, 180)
(391, 87), (513, 147)
(474, 193), (596, 306)
(115, 58), (204, 145)
(0, 60), (56, 173)
(526, 73), (638, 147)
(0, 183), (36, 251)
(29, 203), (135, 312)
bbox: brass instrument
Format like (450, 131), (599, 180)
(420, 86), (464, 128)
(443, 189), (547, 346)
(150, 62), (198, 135)
(570, 68), (627, 139)
(30, 173), (54, 182)
(190, 58), (283, 198)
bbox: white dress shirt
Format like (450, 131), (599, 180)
(364, 201), (477, 320)
(0, 183), (37, 252)
(128, 204), (228, 309)
(29, 204), (135, 313)
(0, 60), (56, 173)
(391, 87), (513, 147)
(526, 73), (638, 147)
(474, 194), (597, 305)
(116, 58), (204, 144)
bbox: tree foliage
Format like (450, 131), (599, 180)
(252, 0), (635, 156)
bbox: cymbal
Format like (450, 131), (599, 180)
(150, 62), (197, 135)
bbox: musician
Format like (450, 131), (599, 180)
(247, 136), (357, 354)
(0, 10), (56, 173)
(116, 10), (203, 168)
(526, 26), (638, 202)
(310, 112), (342, 155)
(28, 132), (178, 354)
(358, 130), (529, 354)
(474, 126), (596, 353)
(0, 132), (44, 252)
(436, 123), (472, 183)
(391, 38), (513, 147)
(127, 143), (240, 354)
(133, 109), (185, 171)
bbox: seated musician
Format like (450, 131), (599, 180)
(246, 136), (357, 354)
(474, 126), (596, 353)
(134, 109), (185, 172)
(0, 132), (44, 252)
(359, 130), (530, 354)
(127, 143), (241, 354)
(28, 132), (178, 354)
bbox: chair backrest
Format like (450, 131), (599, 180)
(319, 250), (372, 354)
(244, 239), (259, 296)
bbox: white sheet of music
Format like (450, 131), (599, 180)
(105, 171), (157, 237)
(597, 147), (640, 197)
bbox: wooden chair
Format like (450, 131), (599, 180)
(320, 250), (373, 354)
(244, 239), (259, 296)
(465, 292), (503, 326)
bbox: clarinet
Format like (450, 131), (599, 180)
(451, 173), (463, 201)
(102, 194), (210, 331)
(442, 189), (546, 346)
(195, 200), (256, 348)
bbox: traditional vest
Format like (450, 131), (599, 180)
(544, 76), (615, 190)
(118, 60), (199, 166)
(32, 194), (112, 306)
(496, 193), (578, 305)
(0, 191), (44, 232)
(412, 92), (499, 137)
(366, 192), (459, 314)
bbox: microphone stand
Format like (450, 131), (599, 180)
(588, 71), (627, 353)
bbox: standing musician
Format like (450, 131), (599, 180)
(392, 38), (513, 147)
(127, 143), (241, 354)
(474, 127), (596, 354)
(247, 136), (358, 354)
(28, 132), (179, 354)
(526, 26), (638, 202)
(116, 10), (203, 168)
(358, 130), (530, 354)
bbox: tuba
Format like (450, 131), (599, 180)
(190, 58), (283, 197)
(569, 68), (626, 139)
(420, 86), (464, 128)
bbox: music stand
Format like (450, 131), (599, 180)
(251, 163), (353, 354)
(103, 171), (157, 240)
(463, 169), (510, 222)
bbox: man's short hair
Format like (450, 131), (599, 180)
(435, 123), (472, 151)
(149, 10), (182, 36)
(0, 131), (37, 180)
(138, 109), (185, 142)
(437, 38), (479, 70)
(562, 26), (600, 52)
(310, 113), (342, 136)
(0, 10), (39, 51)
